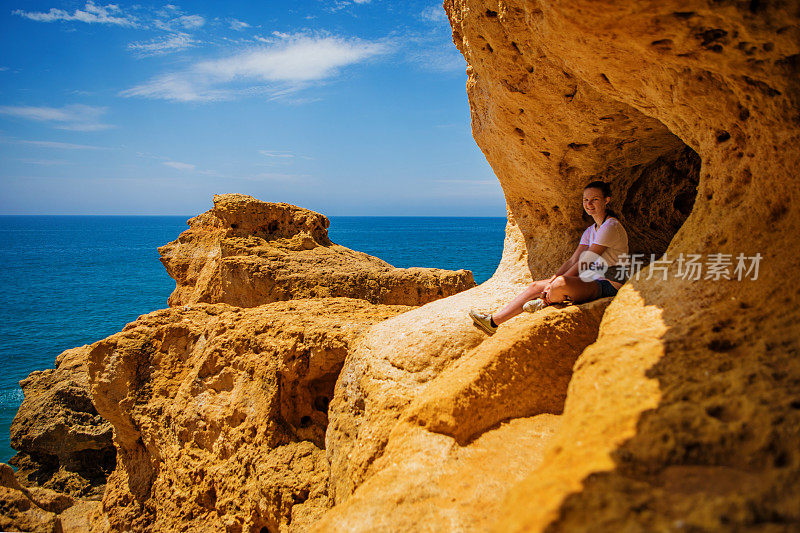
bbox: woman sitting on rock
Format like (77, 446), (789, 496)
(470, 180), (629, 335)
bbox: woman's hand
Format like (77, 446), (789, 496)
(542, 274), (558, 303)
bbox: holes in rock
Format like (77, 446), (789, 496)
(485, 9), (498, 17)
(515, 127), (525, 137)
(313, 395), (330, 412)
(673, 190), (695, 216)
(716, 130), (731, 143)
(672, 11), (695, 19)
(621, 144), (701, 259)
(540, 151), (551, 157)
(708, 339), (737, 352)
(230, 223), (238, 229)
(698, 28), (728, 51)
(651, 39), (673, 50)
(278, 370), (341, 448)
(511, 41), (521, 54)
(738, 107), (750, 121)
(485, 43), (494, 53)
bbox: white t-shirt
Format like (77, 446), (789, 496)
(579, 216), (629, 288)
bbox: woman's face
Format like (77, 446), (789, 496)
(583, 187), (609, 216)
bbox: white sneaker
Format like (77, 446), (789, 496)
(522, 298), (546, 313)
(469, 309), (497, 335)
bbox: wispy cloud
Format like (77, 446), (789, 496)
(120, 33), (390, 102)
(14, 2), (208, 45)
(405, 7), (465, 73)
(15, 139), (108, 150)
(420, 5), (448, 23)
(154, 13), (205, 31)
(327, 0), (372, 12)
(0, 104), (113, 131)
(13, 1), (139, 27)
(128, 33), (198, 57)
(228, 18), (250, 31)
(163, 160), (196, 171)
(258, 150), (295, 158)
(0, 67), (8, 72)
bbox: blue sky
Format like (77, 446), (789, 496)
(0, 0), (505, 215)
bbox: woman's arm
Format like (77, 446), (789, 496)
(553, 244), (589, 278)
(561, 243), (609, 277)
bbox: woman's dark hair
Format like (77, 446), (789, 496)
(583, 180), (619, 222)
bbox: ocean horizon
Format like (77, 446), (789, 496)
(0, 214), (506, 464)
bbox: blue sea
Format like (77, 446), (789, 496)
(0, 215), (506, 464)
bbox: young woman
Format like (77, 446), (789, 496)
(470, 180), (629, 335)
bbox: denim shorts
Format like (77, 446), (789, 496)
(594, 279), (619, 298)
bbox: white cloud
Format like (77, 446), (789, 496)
(177, 14), (204, 28)
(421, 6), (448, 23)
(121, 33), (389, 102)
(259, 150), (294, 158)
(406, 46), (465, 72)
(128, 33), (198, 57)
(16, 139), (108, 150)
(13, 1), (139, 27)
(0, 67), (8, 72)
(163, 161), (195, 170)
(155, 13), (204, 31)
(228, 18), (250, 31)
(328, 0), (371, 11)
(0, 104), (113, 131)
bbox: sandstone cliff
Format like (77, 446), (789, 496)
(85, 298), (411, 532)
(159, 194), (476, 308)
(5, 193), (478, 532)
(10, 345), (115, 498)
(6, 0), (800, 531)
(313, 0), (800, 531)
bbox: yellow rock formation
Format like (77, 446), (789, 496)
(7, 1), (799, 531)
(159, 193), (475, 308)
(314, 0), (800, 530)
(85, 298), (410, 532)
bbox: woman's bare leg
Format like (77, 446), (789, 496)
(546, 275), (601, 304)
(492, 278), (550, 325)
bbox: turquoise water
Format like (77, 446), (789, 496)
(0, 215), (506, 464)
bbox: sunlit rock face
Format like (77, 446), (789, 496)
(9, 345), (115, 499)
(86, 299), (410, 533)
(9, 1), (799, 531)
(159, 193), (476, 308)
(314, 1), (800, 531)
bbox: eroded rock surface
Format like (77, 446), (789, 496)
(0, 462), (61, 533)
(10, 345), (115, 499)
(159, 194), (475, 308)
(318, 297), (610, 531)
(9, 1), (800, 531)
(313, 0), (800, 531)
(85, 298), (410, 533)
